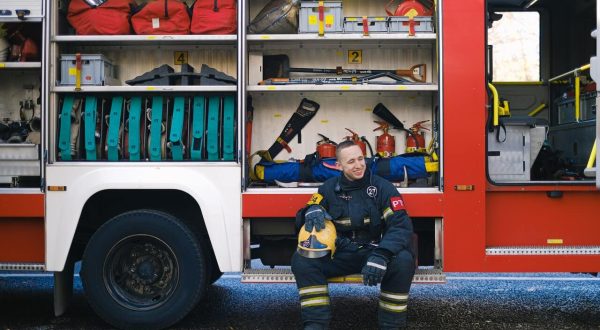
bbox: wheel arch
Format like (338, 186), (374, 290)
(51, 189), (224, 275)
(45, 165), (241, 273)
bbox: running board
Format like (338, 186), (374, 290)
(487, 246), (600, 255)
(241, 267), (446, 284)
(584, 167), (596, 178)
(0, 262), (45, 271)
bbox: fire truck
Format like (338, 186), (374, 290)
(0, 0), (598, 328)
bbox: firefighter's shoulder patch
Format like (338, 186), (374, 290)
(390, 196), (405, 211)
(307, 193), (324, 205)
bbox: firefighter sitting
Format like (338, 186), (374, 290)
(292, 140), (416, 330)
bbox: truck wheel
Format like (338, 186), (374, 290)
(81, 209), (207, 330)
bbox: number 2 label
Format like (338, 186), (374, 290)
(348, 50), (362, 64)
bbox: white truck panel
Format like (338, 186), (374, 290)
(0, 0), (43, 19)
(45, 163), (242, 272)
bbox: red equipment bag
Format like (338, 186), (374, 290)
(190, 0), (237, 35)
(131, 0), (191, 35)
(67, 0), (134, 35)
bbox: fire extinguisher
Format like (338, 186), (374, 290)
(316, 133), (337, 158)
(345, 128), (367, 156)
(405, 120), (429, 153)
(373, 121), (395, 158)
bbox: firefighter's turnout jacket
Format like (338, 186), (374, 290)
(292, 172), (416, 329)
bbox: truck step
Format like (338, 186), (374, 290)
(241, 267), (446, 284)
(584, 167), (596, 178)
(0, 262), (45, 271)
(487, 246), (600, 255)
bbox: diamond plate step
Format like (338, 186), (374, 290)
(486, 246), (600, 255)
(241, 267), (446, 284)
(0, 262), (45, 271)
(584, 167), (596, 178)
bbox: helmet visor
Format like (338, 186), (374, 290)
(297, 248), (329, 259)
(297, 234), (331, 259)
(83, 0), (108, 7)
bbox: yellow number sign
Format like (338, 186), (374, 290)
(348, 50), (362, 64)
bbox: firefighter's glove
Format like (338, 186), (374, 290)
(361, 252), (389, 286)
(304, 205), (332, 232)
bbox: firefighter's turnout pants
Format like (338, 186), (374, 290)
(291, 243), (415, 329)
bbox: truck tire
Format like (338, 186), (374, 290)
(80, 209), (207, 330)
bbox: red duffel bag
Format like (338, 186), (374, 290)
(131, 0), (191, 35)
(67, 0), (134, 35)
(190, 0), (237, 35)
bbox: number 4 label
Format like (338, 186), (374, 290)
(174, 51), (189, 65)
(348, 50), (362, 64)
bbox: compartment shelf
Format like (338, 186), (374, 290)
(0, 62), (42, 69)
(52, 86), (237, 93)
(0, 17), (43, 23)
(247, 84), (438, 93)
(247, 33), (436, 44)
(52, 35), (237, 45)
(245, 187), (442, 194)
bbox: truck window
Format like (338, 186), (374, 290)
(488, 11), (540, 82)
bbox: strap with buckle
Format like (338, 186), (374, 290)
(169, 96), (185, 160)
(222, 95), (235, 160)
(84, 96), (97, 160)
(107, 96), (123, 161)
(206, 96), (220, 160)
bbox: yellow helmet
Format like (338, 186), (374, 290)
(297, 220), (337, 258)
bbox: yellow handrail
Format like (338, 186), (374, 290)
(587, 141), (597, 169)
(548, 63), (590, 82)
(488, 83), (499, 126)
(528, 103), (547, 117)
(575, 75), (581, 121)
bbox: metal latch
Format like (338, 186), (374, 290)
(15, 9), (31, 20)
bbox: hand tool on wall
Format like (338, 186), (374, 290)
(263, 54), (426, 82)
(260, 72), (411, 85)
(263, 98), (320, 161)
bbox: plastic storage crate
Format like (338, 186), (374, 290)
(299, 1), (343, 33)
(388, 16), (434, 33)
(0, 0), (43, 20)
(343, 17), (387, 33)
(59, 54), (120, 86)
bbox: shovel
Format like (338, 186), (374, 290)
(263, 54), (427, 83)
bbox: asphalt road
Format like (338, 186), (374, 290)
(1, 272), (600, 329)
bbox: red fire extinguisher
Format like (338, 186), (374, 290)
(405, 120), (429, 153)
(345, 128), (367, 156)
(373, 121), (395, 158)
(316, 133), (337, 158)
